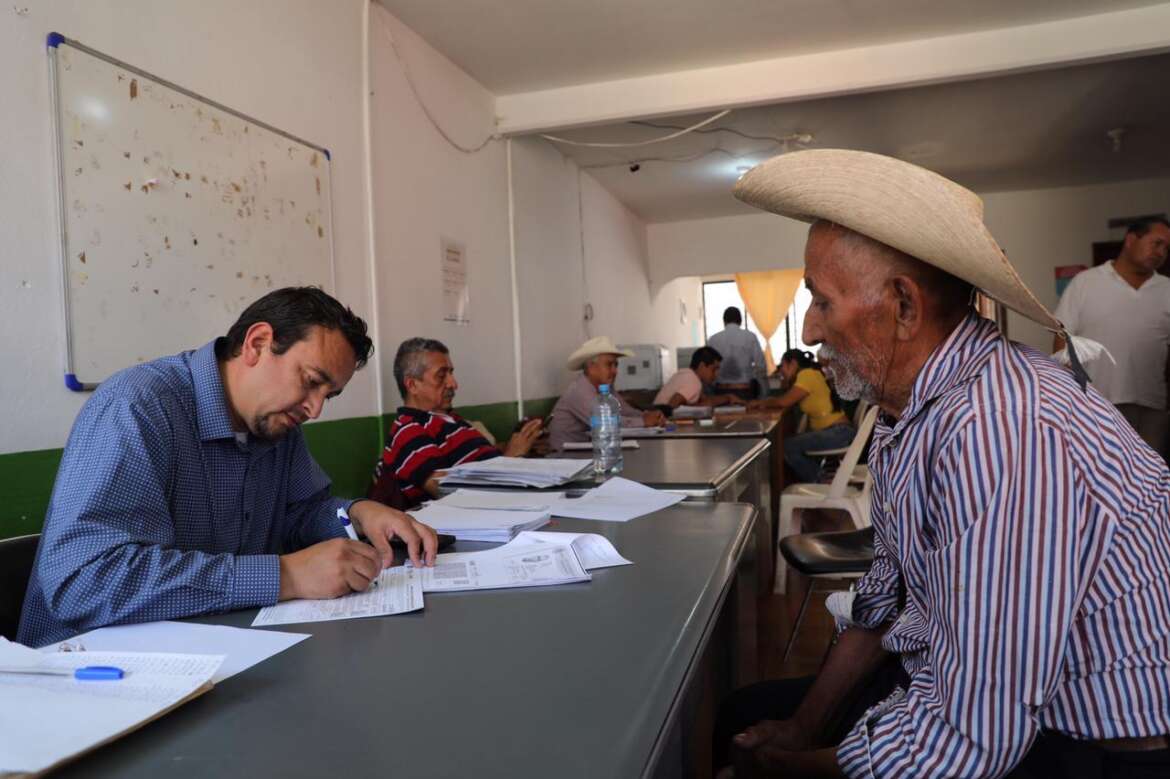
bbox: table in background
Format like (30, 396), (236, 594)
(561, 437), (772, 593)
(638, 415), (786, 573)
(57, 503), (758, 779)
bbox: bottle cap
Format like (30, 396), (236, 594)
(599, 384), (610, 393)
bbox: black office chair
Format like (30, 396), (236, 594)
(0, 533), (41, 640)
(779, 527), (874, 663)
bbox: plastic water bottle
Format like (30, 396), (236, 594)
(591, 384), (623, 476)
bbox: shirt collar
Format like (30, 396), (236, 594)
(725, 323), (742, 330)
(191, 339), (238, 442)
(398, 406), (458, 423)
(875, 312), (1002, 439)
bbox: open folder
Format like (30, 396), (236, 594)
(0, 637), (223, 777)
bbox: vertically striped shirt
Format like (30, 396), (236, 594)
(837, 312), (1170, 778)
(370, 407), (500, 507)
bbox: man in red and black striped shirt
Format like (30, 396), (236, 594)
(368, 338), (542, 508)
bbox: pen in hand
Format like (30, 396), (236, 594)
(337, 507), (379, 588)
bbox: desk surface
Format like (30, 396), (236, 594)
(58, 503), (756, 779)
(562, 437), (770, 496)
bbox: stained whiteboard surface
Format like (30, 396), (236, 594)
(51, 38), (334, 387)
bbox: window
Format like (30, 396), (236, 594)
(701, 280), (820, 359)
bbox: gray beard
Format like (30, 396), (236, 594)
(817, 343), (877, 403)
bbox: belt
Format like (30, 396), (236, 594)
(1088, 734), (1170, 752)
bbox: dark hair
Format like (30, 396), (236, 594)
(723, 306), (742, 325)
(780, 349), (817, 369)
(394, 337), (449, 397)
(690, 345), (722, 370)
(1127, 216), (1170, 238)
(217, 287), (372, 368)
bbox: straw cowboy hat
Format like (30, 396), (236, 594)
(733, 149), (1063, 333)
(567, 336), (634, 371)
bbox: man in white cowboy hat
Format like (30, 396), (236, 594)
(715, 150), (1170, 778)
(547, 336), (667, 451)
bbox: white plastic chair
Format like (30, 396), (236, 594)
(804, 399), (871, 485)
(774, 406), (878, 594)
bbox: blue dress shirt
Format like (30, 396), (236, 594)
(18, 340), (349, 647)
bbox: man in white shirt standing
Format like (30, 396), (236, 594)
(1055, 216), (1170, 460)
(708, 306), (769, 400)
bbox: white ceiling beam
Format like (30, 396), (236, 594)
(494, 3), (1170, 135)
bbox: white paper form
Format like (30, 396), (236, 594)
(435, 488), (566, 511)
(550, 477), (685, 522)
(0, 649), (222, 775)
(413, 541), (590, 592)
(50, 622), (310, 684)
(516, 530), (633, 570)
(251, 566), (424, 627)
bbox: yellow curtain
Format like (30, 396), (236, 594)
(734, 269), (805, 373)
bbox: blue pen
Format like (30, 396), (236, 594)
(337, 507), (359, 541)
(338, 507), (379, 587)
(0, 665), (124, 680)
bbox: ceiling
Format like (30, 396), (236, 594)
(377, 1), (1170, 223)
(378, 0), (1165, 94)
(547, 51), (1170, 222)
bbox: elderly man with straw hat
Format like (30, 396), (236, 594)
(714, 150), (1170, 778)
(547, 336), (667, 451)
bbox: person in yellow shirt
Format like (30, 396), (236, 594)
(748, 349), (855, 482)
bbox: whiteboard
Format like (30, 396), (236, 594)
(48, 34), (335, 389)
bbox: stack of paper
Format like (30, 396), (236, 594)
(551, 477), (686, 522)
(672, 405), (713, 419)
(0, 637), (223, 776)
(562, 439), (640, 450)
(439, 456), (590, 488)
(409, 502), (551, 542)
(715, 404), (748, 414)
(620, 426), (666, 438)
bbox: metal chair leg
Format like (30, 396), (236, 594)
(781, 582), (814, 664)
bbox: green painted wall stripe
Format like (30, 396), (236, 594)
(0, 397), (560, 539)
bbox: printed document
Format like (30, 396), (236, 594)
(251, 565), (424, 627)
(550, 477), (685, 522)
(51, 621), (309, 683)
(413, 540), (590, 592)
(0, 640), (222, 775)
(516, 530), (633, 570)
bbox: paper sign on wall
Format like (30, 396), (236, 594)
(441, 237), (470, 325)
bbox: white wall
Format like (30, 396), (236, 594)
(0, 0), (376, 454)
(648, 177), (1170, 352)
(370, 8), (703, 407)
(981, 177), (1170, 350)
(369, 5), (514, 409)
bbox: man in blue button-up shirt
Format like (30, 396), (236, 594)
(19, 287), (437, 647)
